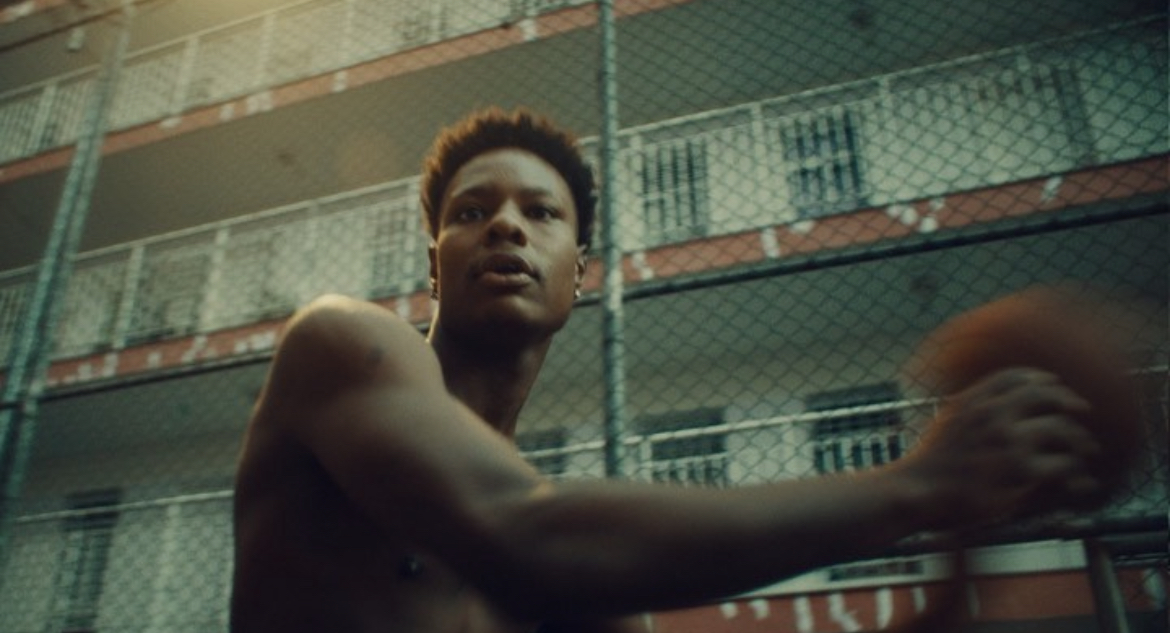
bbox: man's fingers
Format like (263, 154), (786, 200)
(1014, 385), (1091, 418)
(911, 366), (1113, 524)
(978, 367), (1058, 395)
(1013, 414), (1101, 458)
(969, 411), (1105, 519)
(1019, 453), (1105, 513)
(962, 368), (1090, 416)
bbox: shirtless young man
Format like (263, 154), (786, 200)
(230, 108), (1102, 632)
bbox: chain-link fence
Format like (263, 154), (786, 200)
(0, 0), (1166, 631)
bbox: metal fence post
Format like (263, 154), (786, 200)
(0, 2), (134, 563)
(598, 0), (627, 479)
(1083, 537), (1133, 633)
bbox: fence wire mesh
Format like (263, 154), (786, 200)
(0, 0), (1166, 631)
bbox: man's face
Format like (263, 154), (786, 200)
(430, 148), (585, 341)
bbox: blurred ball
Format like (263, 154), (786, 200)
(908, 285), (1144, 507)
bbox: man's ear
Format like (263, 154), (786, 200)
(575, 245), (588, 285)
(428, 241), (439, 296)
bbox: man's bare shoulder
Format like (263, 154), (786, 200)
(281, 293), (426, 362)
(268, 293), (439, 398)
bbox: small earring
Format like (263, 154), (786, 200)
(430, 279), (439, 300)
(574, 287), (581, 299)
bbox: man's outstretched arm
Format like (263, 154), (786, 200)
(264, 295), (1099, 621)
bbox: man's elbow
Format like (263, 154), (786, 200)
(453, 483), (594, 620)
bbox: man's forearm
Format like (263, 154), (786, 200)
(469, 467), (929, 618)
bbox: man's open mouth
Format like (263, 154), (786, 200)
(473, 253), (538, 288)
(474, 253), (537, 279)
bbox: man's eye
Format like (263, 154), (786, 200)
(455, 207), (485, 222)
(529, 205), (558, 220)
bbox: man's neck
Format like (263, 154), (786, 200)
(428, 325), (552, 438)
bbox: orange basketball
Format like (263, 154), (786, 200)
(907, 286), (1144, 508)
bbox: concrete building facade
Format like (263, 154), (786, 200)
(0, 0), (1165, 630)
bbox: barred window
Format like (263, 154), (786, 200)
(55, 258), (126, 357)
(777, 106), (868, 219)
(129, 242), (212, 343)
(640, 408), (728, 487)
(399, 8), (440, 46)
(50, 490), (121, 633)
(0, 275), (30, 363)
(186, 19), (264, 105)
(266, 0), (346, 87)
(808, 383), (904, 474)
(638, 137), (710, 245)
(43, 76), (94, 151)
(217, 225), (303, 325)
(0, 88), (43, 163)
(109, 45), (184, 130)
(368, 194), (426, 299)
(349, 0), (439, 59)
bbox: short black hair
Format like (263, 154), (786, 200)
(420, 107), (596, 250)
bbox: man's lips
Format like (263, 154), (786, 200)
(472, 253), (538, 279)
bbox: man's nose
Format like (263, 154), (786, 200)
(486, 201), (527, 244)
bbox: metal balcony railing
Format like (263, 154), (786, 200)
(0, 0), (592, 164)
(0, 20), (1165, 367)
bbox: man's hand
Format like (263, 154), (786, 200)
(893, 367), (1103, 530)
